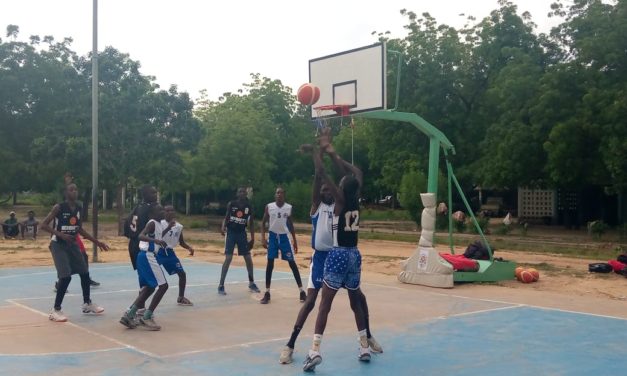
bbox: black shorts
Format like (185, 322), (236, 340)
(49, 240), (88, 279)
(225, 231), (249, 256)
(129, 239), (140, 270)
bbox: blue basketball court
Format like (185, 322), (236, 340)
(1, 260), (626, 375)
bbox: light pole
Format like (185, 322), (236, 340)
(91, 0), (99, 262)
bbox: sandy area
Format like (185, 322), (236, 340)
(2, 223), (626, 302)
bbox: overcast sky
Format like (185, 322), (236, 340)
(2, 0), (565, 102)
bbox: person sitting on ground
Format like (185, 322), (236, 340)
(21, 210), (39, 240)
(2, 211), (20, 239)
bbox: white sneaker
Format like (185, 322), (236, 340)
(358, 346), (371, 362)
(139, 316), (161, 331)
(367, 336), (383, 353)
(279, 346), (294, 364)
(135, 308), (146, 319)
(302, 350), (322, 372)
(49, 309), (67, 322)
(82, 302), (104, 314)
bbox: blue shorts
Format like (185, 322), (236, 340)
(323, 246), (361, 290)
(307, 250), (329, 290)
(137, 251), (167, 288)
(225, 231), (249, 256)
(156, 248), (184, 275)
(267, 232), (294, 261)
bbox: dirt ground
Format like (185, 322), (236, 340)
(2, 223), (626, 302)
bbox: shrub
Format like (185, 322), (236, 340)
(588, 220), (608, 240)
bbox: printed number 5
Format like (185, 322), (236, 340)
(344, 211), (359, 232)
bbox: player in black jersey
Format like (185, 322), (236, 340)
(40, 183), (110, 322)
(303, 128), (374, 372)
(125, 185), (158, 270)
(217, 187), (260, 295)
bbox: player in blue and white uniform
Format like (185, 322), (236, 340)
(120, 205), (169, 331)
(279, 143), (381, 365)
(158, 205), (195, 306)
(303, 128), (380, 372)
(260, 187), (303, 304)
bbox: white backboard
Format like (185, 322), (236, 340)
(309, 42), (386, 118)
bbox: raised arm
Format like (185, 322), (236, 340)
(299, 144), (324, 216)
(318, 127), (363, 188)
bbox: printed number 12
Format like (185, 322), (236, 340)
(344, 211), (359, 232)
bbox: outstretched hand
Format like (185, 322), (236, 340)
(317, 127), (335, 154)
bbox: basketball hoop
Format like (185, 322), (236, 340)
(312, 104), (357, 164)
(313, 104), (351, 134)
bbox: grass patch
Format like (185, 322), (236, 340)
(360, 232), (417, 242)
(368, 255), (405, 262)
(360, 208), (411, 222)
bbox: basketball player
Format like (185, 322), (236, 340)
(40, 183), (109, 322)
(218, 187), (260, 295)
(303, 129), (373, 371)
(259, 187), (304, 304)
(125, 185), (158, 270)
(158, 205), (194, 306)
(280, 144), (381, 365)
(119, 204), (169, 331)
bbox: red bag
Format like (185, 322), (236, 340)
(439, 253), (479, 272)
(607, 259), (626, 273)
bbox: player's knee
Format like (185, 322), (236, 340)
(159, 283), (169, 291)
(303, 297), (316, 313)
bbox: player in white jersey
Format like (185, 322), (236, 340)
(158, 205), (195, 306)
(119, 205), (169, 331)
(279, 144), (382, 365)
(260, 187), (303, 304)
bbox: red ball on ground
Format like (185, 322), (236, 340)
(519, 270), (535, 283)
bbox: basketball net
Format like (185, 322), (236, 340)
(312, 104), (356, 164)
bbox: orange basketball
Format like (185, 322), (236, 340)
(515, 266), (524, 279)
(297, 83), (320, 105)
(519, 270), (535, 283)
(527, 268), (540, 282)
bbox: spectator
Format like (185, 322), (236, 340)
(21, 210), (39, 240)
(2, 211), (20, 239)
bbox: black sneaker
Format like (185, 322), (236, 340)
(90, 279), (100, 287)
(260, 291), (271, 304)
(300, 290), (307, 302)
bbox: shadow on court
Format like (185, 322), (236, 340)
(1, 261), (626, 375)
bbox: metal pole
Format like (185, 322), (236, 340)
(91, 0), (99, 262)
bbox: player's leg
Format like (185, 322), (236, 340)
(82, 252), (100, 287)
(357, 289), (383, 353)
(176, 271), (193, 305)
(128, 239), (140, 270)
(218, 232), (236, 295)
(236, 232), (259, 292)
(279, 233), (305, 300)
(120, 251), (156, 329)
(48, 241), (72, 322)
(67, 242), (103, 314)
(138, 251), (167, 330)
(262, 232), (279, 303)
(345, 248), (371, 362)
(303, 284), (338, 371)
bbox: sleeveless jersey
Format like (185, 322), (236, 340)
(52, 202), (82, 242)
(160, 220), (183, 249)
(311, 202), (335, 251)
(226, 201), (252, 233)
(126, 202), (154, 240)
(139, 219), (165, 251)
(267, 202), (292, 235)
(334, 202), (359, 248)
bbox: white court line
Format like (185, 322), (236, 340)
(363, 282), (627, 321)
(6, 299), (160, 359)
(7, 278), (293, 302)
(0, 347), (127, 357)
(0, 265), (129, 280)
(163, 336), (291, 358)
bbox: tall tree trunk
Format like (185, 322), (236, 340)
(116, 184), (124, 236)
